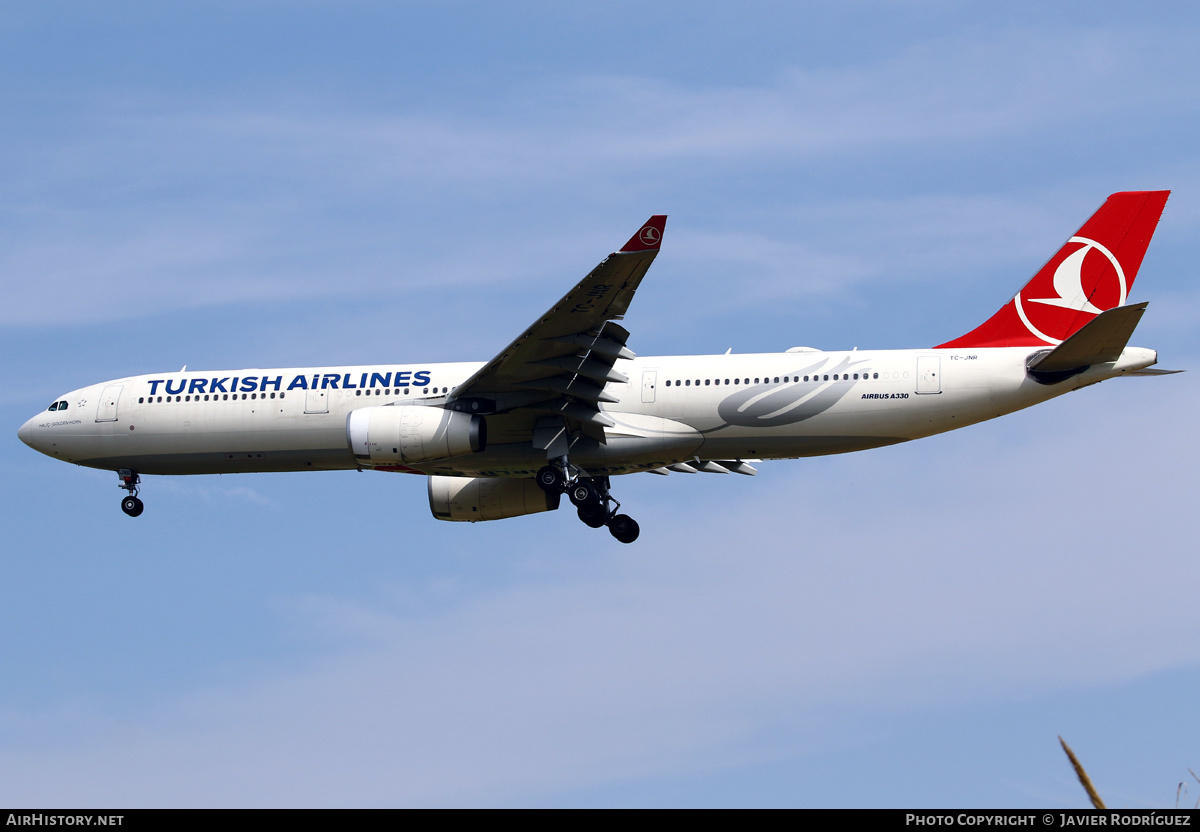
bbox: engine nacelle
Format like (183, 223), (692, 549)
(346, 406), (485, 465)
(428, 476), (561, 522)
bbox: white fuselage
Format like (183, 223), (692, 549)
(18, 345), (1157, 479)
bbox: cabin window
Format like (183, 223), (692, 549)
(685, 380), (691, 386)
(704, 379), (710, 386)
(734, 378), (739, 385)
(754, 378), (760, 384)
(773, 377), (779, 383)
(873, 373), (878, 379)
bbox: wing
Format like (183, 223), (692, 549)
(447, 215), (666, 443)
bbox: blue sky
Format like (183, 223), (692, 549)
(2, 1), (1199, 808)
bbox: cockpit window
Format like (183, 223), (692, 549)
(47, 401), (67, 412)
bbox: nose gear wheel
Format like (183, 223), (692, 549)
(117, 469), (144, 517)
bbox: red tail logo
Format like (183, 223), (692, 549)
(938, 191), (1169, 349)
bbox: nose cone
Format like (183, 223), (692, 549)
(18, 415), (36, 449)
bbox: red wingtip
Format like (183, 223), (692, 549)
(620, 215), (667, 252)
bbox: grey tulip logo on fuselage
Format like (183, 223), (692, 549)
(713, 355), (869, 429)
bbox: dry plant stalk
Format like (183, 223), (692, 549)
(1059, 736), (1106, 810)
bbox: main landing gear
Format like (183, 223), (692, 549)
(117, 469), (144, 517)
(537, 464), (639, 544)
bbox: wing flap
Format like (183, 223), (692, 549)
(516, 377), (621, 404)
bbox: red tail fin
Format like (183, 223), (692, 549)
(937, 191), (1169, 348)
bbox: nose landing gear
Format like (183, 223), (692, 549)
(117, 469), (144, 517)
(536, 463), (640, 544)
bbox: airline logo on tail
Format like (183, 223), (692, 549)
(1015, 236), (1127, 344)
(936, 191), (1169, 349)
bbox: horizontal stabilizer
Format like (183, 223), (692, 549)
(1027, 302), (1148, 374)
(1126, 368), (1183, 375)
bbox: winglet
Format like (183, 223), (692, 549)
(619, 215), (667, 253)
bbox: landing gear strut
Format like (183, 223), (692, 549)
(536, 463), (640, 544)
(117, 469), (144, 517)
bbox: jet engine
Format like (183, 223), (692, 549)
(346, 406), (485, 465)
(428, 475), (561, 522)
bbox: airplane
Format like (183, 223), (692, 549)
(17, 191), (1177, 544)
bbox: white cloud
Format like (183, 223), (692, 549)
(4, 25), (1200, 326)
